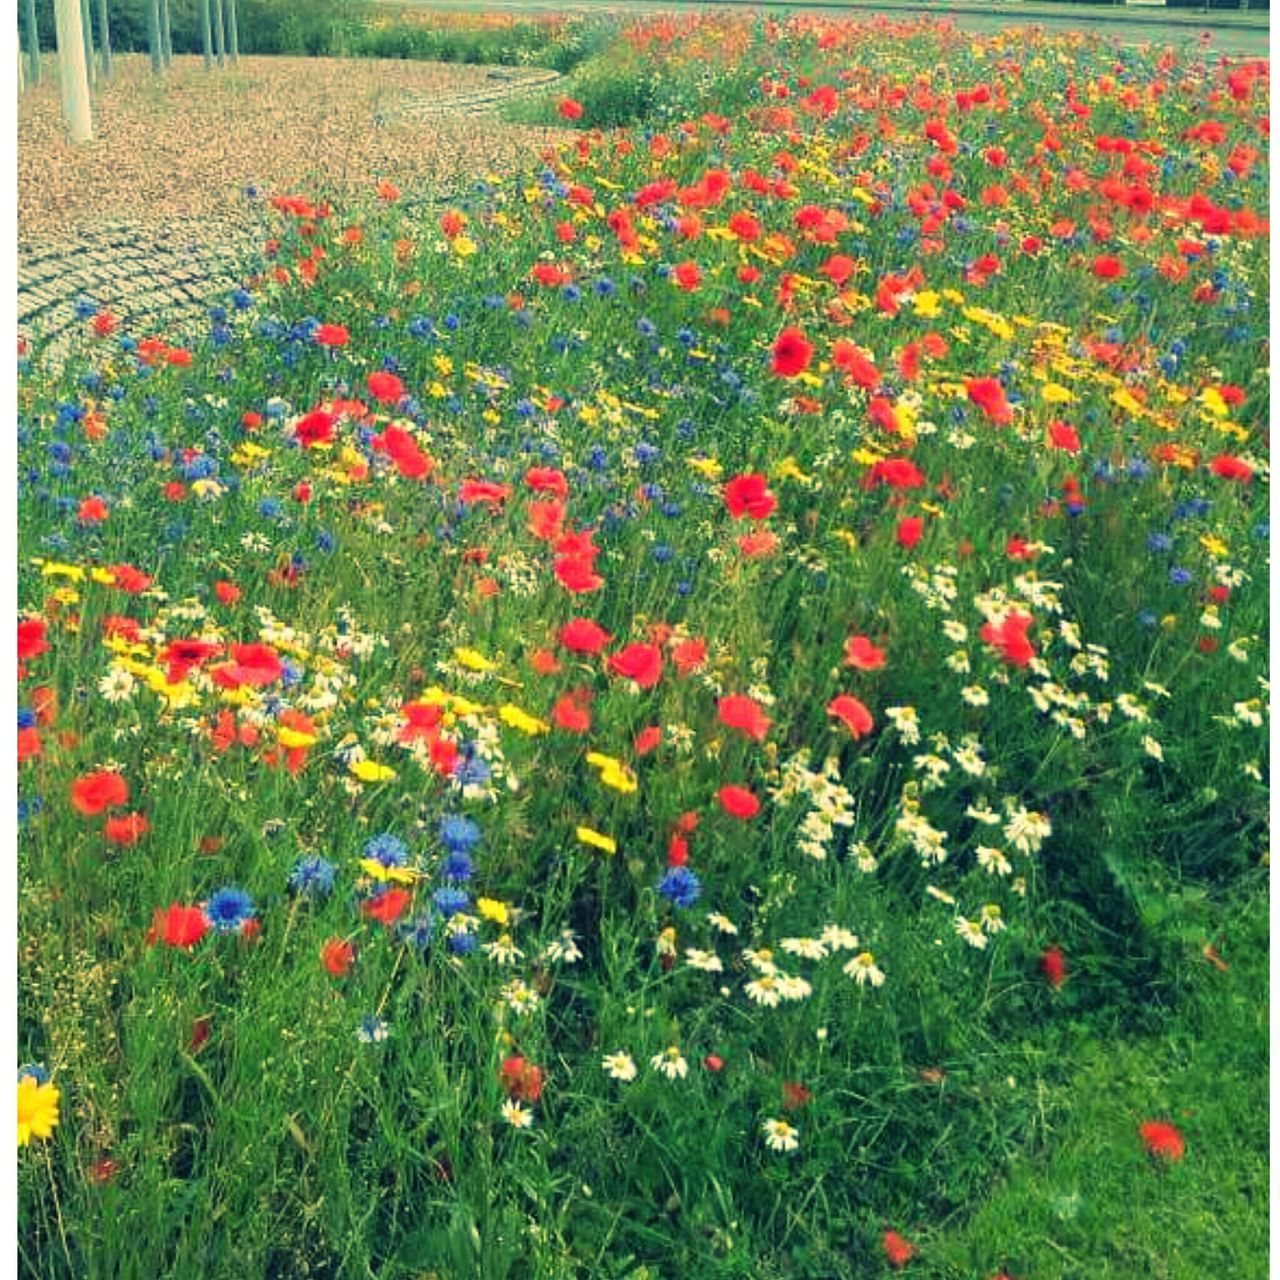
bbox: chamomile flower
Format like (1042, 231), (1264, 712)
(685, 948), (723, 972)
(844, 950), (885, 987)
(781, 937), (828, 960)
(602, 1051), (638, 1082)
(501, 1099), (534, 1129)
(706, 912), (739, 935)
(762, 1117), (800, 1152)
(650, 1046), (689, 1080)
(954, 916), (988, 949)
(820, 925), (860, 952)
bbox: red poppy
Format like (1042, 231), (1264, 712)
(608, 643), (662, 689)
(17, 619), (49, 663)
(554, 556), (605, 594)
(718, 785), (760, 819)
(71, 770), (129, 817)
(738, 530), (780, 558)
(211, 644), (284, 689)
(884, 1230), (916, 1269)
(380, 424), (433, 480)
(322, 938), (356, 977)
(525, 467), (569, 498)
(982, 611), (1037, 667)
(367, 371), (405, 404)
(214, 580), (241, 605)
(314, 323), (349, 346)
(294, 409), (335, 448)
(499, 1055), (544, 1102)
(17, 727), (41, 764)
(634, 725), (662, 756)
(844, 635), (887, 670)
(362, 888), (411, 926)
(1139, 1120), (1185, 1161)
(149, 903), (209, 949)
(896, 516), (925, 549)
(552, 690), (593, 734)
(671, 638), (708, 675)
(966, 377), (1014, 425)
(703, 1053), (725, 1072)
(557, 98), (584, 121)
(459, 479), (511, 507)
(828, 694), (875, 739)
(104, 813), (150, 846)
(1209, 454), (1253, 482)
(723, 473), (777, 520)
(718, 694), (772, 742)
(782, 1081), (812, 1110)
(559, 618), (612, 654)
(1048, 420), (1081, 453)
(78, 497), (108, 523)
(1040, 945), (1066, 990)
(1093, 255), (1125, 279)
(672, 261), (702, 291)
(771, 327), (813, 378)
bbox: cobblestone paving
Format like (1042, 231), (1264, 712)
(17, 64), (561, 361)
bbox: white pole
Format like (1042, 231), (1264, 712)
(53, 0), (93, 143)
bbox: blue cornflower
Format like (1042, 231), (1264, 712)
(18, 708), (35, 730)
(289, 855), (337, 899)
(448, 932), (478, 956)
(356, 1015), (390, 1044)
(17, 1063), (49, 1085)
(439, 815), (481, 855)
(656, 867), (702, 909)
(453, 755), (491, 788)
(432, 887), (471, 917)
(1147, 532), (1173, 553)
(1138, 611), (1158, 628)
(363, 834), (409, 869)
(399, 913), (437, 950)
(205, 886), (254, 934)
(441, 850), (475, 882)
(1169, 567), (1193, 586)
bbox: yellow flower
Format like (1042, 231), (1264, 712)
(278, 726), (318, 750)
(359, 858), (417, 884)
(454, 647), (496, 673)
(477, 898), (510, 926)
(17, 1076), (59, 1147)
(89, 566), (117, 585)
(586, 752), (638, 794)
(350, 759), (396, 783)
(1041, 382), (1075, 404)
(576, 826), (617, 855)
(498, 704), (549, 736)
(40, 561), (84, 582)
(452, 235), (478, 257)
(913, 290), (942, 318)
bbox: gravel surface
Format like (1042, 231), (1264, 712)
(17, 53), (568, 353)
(18, 53), (567, 239)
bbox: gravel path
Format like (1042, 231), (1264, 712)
(18, 54), (566, 353)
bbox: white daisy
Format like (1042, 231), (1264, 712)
(602, 1051), (638, 1082)
(762, 1118), (800, 1152)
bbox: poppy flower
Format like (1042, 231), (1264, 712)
(313, 323), (349, 347)
(1209, 454), (1253, 483)
(17, 727), (41, 764)
(607, 643), (662, 689)
(148, 903), (209, 949)
(527, 500), (566, 542)
(559, 618), (612, 654)
(366, 371), (405, 404)
(1048, 420), (1081, 453)
(104, 813), (150, 846)
(499, 1055), (544, 1102)
(718, 694), (772, 742)
(17, 620), (48, 664)
(525, 467), (569, 498)
(844, 635), (887, 670)
(214, 580), (241, 605)
(1040, 945), (1066, 989)
(459, 479), (511, 507)
(672, 261), (702, 291)
(981, 611), (1037, 667)
(211, 644), (284, 689)
(554, 556), (605, 594)
(552, 690), (593, 734)
(671, 638), (708, 675)
(321, 938), (356, 977)
(294, 409), (335, 448)
(828, 694), (874, 738)
(380, 425), (433, 480)
(782, 1081), (812, 1110)
(1093, 255), (1125, 279)
(966, 377), (1014, 425)
(439, 209), (466, 237)
(362, 888), (411, 926)
(723, 474), (777, 520)
(634, 725), (662, 756)
(738, 530), (780, 558)
(884, 1231), (916, 1269)
(896, 516), (925, 549)
(771, 327), (813, 378)
(718, 785), (761, 819)
(71, 770), (129, 817)
(1139, 1120), (1185, 1161)
(78, 496), (108, 523)
(557, 97), (584, 121)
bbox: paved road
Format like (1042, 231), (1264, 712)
(381, 0), (1270, 56)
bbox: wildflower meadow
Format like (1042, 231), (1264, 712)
(16, 13), (1269, 1279)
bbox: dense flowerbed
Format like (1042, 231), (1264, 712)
(17, 17), (1268, 1279)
